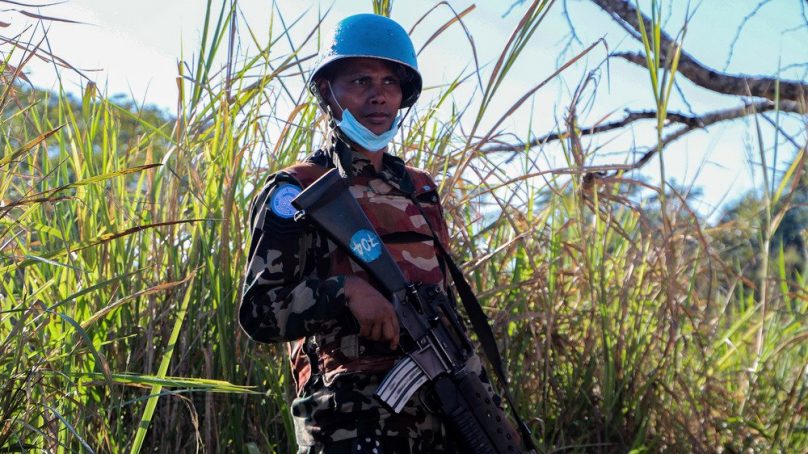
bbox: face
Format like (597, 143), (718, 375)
(318, 58), (403, 135)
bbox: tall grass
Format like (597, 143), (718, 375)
(1, 0), (806, 452)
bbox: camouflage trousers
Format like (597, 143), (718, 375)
(292, 371), (462, 453)
(292, 354), (499, 453)
(296, 434), (459, 453)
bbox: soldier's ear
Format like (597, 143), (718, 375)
(316, 78), (330, 100)
(316, 78), (344, 120)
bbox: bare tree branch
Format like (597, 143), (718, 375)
(802, 0), (808, 29)
(629, 101), (788, 170)
(472, 1), (808, 176)
(0, 1), (65, 7)
(724, 0), (774, 71)
(481, 100), (797, 154)
(591, 0), (808, 105)
(561, 0), (583, 45)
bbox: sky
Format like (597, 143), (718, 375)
(9, 0), (808, 220)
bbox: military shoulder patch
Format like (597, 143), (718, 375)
(269, 184), (301, 219)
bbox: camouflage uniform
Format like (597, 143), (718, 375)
(240, 142), (497, 453)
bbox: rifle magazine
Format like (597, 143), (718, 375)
(375, 356), (428, 413)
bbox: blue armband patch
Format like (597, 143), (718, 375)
(270, 184), (301, 219)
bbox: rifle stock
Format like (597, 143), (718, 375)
(290, 168), (407, 295)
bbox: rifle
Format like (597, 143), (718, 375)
(292, 168), (536, 454)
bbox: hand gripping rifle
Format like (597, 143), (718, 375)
(292, 169), (537, 454)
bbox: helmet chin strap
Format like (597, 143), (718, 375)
(326, 81), (346, 116)
(397, 105), (413, 128)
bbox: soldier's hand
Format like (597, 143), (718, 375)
(344, 276), (400, 350)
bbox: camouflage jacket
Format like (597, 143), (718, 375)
(240, 144), (494, 448)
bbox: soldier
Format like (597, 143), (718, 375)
(239, 13), (498, 453)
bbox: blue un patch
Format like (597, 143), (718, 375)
(269, 184), (301, 219)
(350, 229), (383, 263)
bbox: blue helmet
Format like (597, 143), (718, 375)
(309, 14), (422, 108)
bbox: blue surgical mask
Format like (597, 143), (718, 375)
(336, 109), (400, 153)
(326, 80), (400, 152)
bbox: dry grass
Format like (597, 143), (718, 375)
(1, 0), (806, 452)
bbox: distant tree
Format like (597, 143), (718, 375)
(713, 164), (807, 294)
(1, 84), (173, 156)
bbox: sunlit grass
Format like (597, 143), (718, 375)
(1, 0), (806, 452)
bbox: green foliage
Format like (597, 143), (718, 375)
(1, 0), (806, 452)
(372, 0), (394, 17)
(715, 154), (808, 290)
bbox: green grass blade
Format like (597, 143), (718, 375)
(129, 272), (196, 453)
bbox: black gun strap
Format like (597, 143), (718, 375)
(407, 194), (537, 452)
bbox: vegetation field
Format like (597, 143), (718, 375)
(1, 0), (806, 452)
